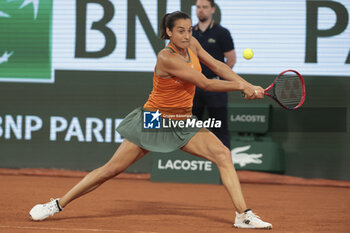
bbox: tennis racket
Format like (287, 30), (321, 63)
(243, 69), (306, 110)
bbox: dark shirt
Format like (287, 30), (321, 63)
(193, 20), (234, 78)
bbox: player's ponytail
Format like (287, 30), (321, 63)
(160, 13), (171, 40)
(160, 11), (191, 40)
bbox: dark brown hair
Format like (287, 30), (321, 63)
(197, 0), (215, 7)
(160, 11), (191, 40)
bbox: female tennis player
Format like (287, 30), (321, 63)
(29, 11), (272, 229)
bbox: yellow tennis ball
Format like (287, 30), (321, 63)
(243, 48), (254, 60)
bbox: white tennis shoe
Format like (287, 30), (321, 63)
(234, 209), (272, 229)
(29, 198), (62, 221)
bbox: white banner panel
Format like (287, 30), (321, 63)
(48, 0), (349, 77)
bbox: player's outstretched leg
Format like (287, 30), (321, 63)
(29, 140), (148, 221)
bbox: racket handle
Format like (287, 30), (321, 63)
(241, 91), (267, 99)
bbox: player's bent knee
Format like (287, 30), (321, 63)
(212, 146), (232, 167)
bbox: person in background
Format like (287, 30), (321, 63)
(192, 0), (236, 149)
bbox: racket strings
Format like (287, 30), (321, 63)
(275, 74), (303, 108)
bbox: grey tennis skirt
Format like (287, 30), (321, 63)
(116, 107), (201, 153)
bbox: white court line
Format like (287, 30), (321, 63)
(0, 226), (159, 233)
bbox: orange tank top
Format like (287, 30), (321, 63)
(143, 44), (202, 119)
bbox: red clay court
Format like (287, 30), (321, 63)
(1, 169), (349, 233)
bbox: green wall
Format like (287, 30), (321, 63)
(0, 71), (349, 180)
(231, 75), (350, 180)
